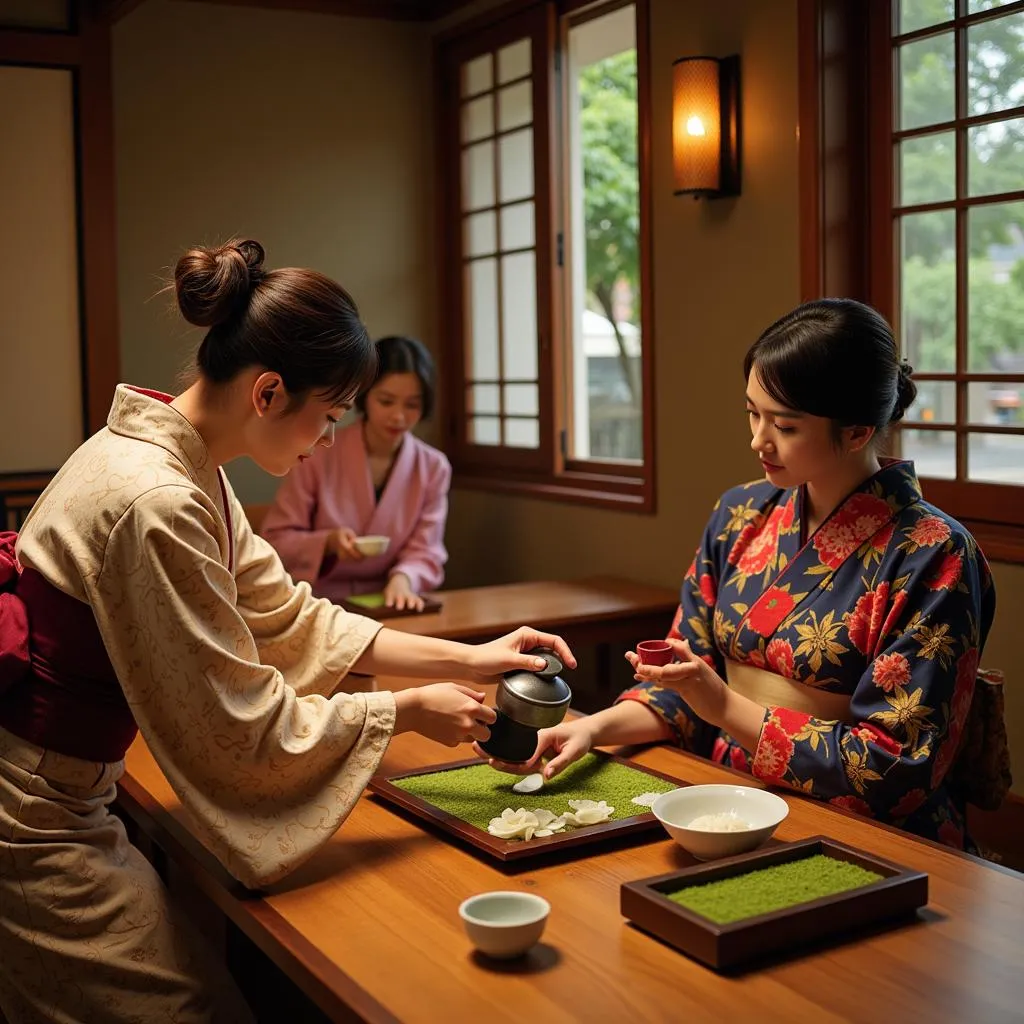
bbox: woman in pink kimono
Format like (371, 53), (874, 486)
(0, 239), (576, 1023)
(482, 299), (1000, 851)
(262, 335), (449, 611)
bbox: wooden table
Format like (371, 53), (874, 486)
(117, 679), (1024, 1024)
(384, 576), (680, 704)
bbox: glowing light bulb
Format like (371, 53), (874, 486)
(686, 115), (706, 137)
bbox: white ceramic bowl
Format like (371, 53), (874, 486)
(651, 784), (789, 861)
(458, 891), (550, 959)
(353, 535), (390, 557)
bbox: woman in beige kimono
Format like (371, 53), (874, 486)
(0, 239), (576, 1023)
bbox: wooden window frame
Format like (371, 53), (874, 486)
(799, 0), (1024, 563)
(435, 0), (656, 512)
(0, 0), (120, 440)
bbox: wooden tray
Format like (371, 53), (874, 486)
(620, 835), (928, 970)
(340, 594), (443, 619)
(368, 753), (685, 863)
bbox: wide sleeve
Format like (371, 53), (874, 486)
(614, 499), (726, 757)
(388, 453), (451, 594)
(260, 456), (335, 585)
(89, 484), (395, 889)
(749, 531), (994, 820)
(227, 484), (382, 698)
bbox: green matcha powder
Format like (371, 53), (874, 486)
(667, 854), (883, 924)
(393, 753), (677, 830)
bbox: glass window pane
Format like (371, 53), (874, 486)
(462, 141), (494, 211)
(470, 417), (500, 445)
(466, 259), (499, 380)
(504, 383), (538, 416)
(505, 418), (539, 448)
(497, 39), (530, 84)
(898, 33), (954, 131)
(968, 432), (1024, 483)
(900, 210), (956, 372)
(900, 429), (957, 478)
(499, 201), (534, 251)
(498, 128), (534, 203)
(0, 0), (69, 30)
(498, 82), (532, 132)
(969, 380), (1023, 424)
(461, 54), (492, 97)
(461, 96), (493, 143)
(464, 212), (496, 257)
(500, 252), (538, 379)
(897, 0), (953, 34)
(470, 383), (500, 414)
(967, 200), (1024, 372)
(899, 132), (955, 206)
(906, 380), (956, 424)
(968, 0), (1015, 11)
(967, 13), (1024, 118)
(968, 117), (1024, 198)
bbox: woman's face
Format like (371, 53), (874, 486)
(745, 368), (843, 489)
(247, 374), (349, 476)
(363, 372), (424, 446)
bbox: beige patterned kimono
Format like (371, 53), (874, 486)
(1, 385), (397, 1023)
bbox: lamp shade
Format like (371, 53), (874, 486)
(672, 55), (741, 198)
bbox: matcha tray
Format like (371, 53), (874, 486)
(339, 593), (443, 619)
(620, 835), (928, 970)
(368, 752), (685, 863)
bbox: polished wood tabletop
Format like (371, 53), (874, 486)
(384, 575), (679, 642)
(118, 678), (1024, 1024)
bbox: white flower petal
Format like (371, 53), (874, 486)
(512, 773), (544, 795)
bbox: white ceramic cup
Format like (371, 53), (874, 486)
(352, 535), (390, 557)
(458, 891), (550, 959)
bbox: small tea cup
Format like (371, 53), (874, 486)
(458, 891), (550, 959)
(636, 640), (674, 667)
(353, 535), (390, 557)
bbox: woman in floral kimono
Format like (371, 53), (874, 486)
(0, 239), (575, 1023)
(482, 299), (997, 851)
(262, 335), (451, 612)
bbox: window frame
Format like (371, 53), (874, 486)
(800, 0), (1024, 562)
(435, 0), (656, 512)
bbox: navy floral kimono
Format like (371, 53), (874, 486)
(618, 461), (996, 849)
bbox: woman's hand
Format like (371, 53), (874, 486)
(383, 573), (424, 612)
(474, 718), (594, 780)
(394, 683), (497, 747)
(466, 627), (578, 683)
(326, 527), (364, 562)
(625, 637), (729, 727)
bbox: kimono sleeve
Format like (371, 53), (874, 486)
(749, 530), (994, 821)
(615, 499), (728, 757)
(260, 456), (334, 584)
(90, 484), (396, 889)
(227, 483), (383, 698)
(388, 453), (451, 594)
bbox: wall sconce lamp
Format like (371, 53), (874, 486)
(672, 55), (741, 199)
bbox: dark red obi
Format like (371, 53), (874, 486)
(0, 532), (137, 762)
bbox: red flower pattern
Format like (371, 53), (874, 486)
(937, 819), (963, 850)
(765, 638), (795, 678)
(747, 587), (796, 637)
(729, 746), (751, 772)
(871, 652), (911, 693)
(846, 581), (891, 656)
(829, 795), (873, 817)
(850, 723), (902, 757)
(732, 507), (785, 576)
(925, 552), (963, 591)
(667, 605), (684, 641)
(698, 573), (716, 607)
(752, 716), (795, 782)
(813, 493), (892, 570)
(908, 515), (951, 548)
(891, 788), (927, 818)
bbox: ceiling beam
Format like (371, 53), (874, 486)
(173, 0), (437, 20)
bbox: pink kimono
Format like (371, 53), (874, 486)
(261, 421), (451, 602)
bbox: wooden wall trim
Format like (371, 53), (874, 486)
(77, 6), (121, 434)
(797, 0), (822, 301)
(0, 29), (81, 64)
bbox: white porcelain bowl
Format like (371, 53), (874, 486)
(458, 891), (550, 959)
(651, 784), (789, 861)
(353, 535), (390, 557)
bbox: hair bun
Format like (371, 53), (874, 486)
(891, 359), (917, 423)
(174, 238), (266, 328)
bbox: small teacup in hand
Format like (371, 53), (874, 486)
(636, 640), (674, 667)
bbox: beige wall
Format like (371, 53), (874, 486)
(112, 0), (435, 501)
(111, 0), (1022, 794)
